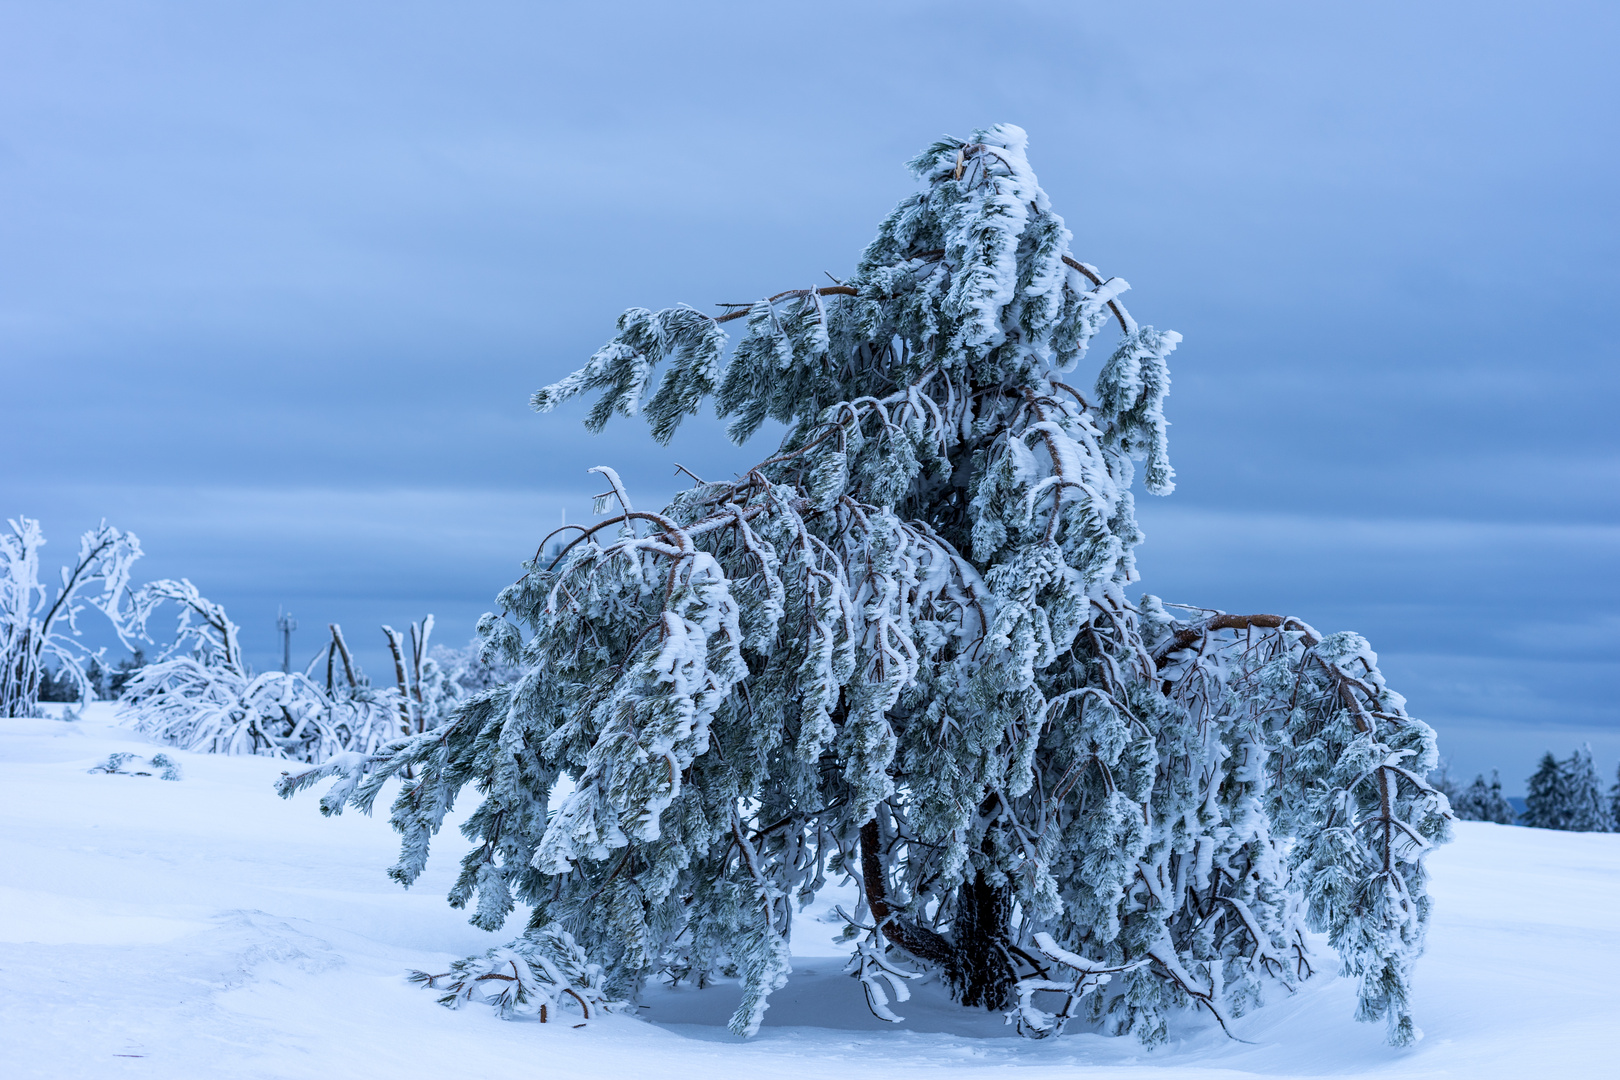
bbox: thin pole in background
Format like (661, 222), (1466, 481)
(276, 608), (297, 674)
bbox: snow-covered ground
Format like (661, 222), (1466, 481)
(3, 707), (1616, 1079)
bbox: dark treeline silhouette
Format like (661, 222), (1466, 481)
(1432, 748), (1615, 832)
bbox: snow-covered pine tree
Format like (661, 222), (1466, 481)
(283, 126), (1452, 1046)
(36, 664), (77, 703)
(85, 658), (109, 700)
(1451, 771), (1515, 825)
(1523, 748), (1609, 832)
(1611, 763), (1620, 833)
(1561, 746), (1608, 833)
(1607, 764), (1620, 835)
(1, 517), (145, 717)
(1522, 753), (1564, 828)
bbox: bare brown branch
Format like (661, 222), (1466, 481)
(713, 285), (859, 324)
(1060, 255), (1132, 335)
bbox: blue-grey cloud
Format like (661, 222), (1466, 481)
(3, 1), (1616, 790)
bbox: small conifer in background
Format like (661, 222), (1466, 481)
(1561, 746), (1608, 832)
(1610, 763), (1620, 833)
(1451, 771), (1515, 825)
(1523, 747), (1610, 832)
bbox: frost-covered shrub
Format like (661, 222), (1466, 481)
(284, 126), (1451, 1046)
(120, 581), (402, 762)
(89, 752), (182, 780)
(380, 616), (471, 736)
(431, 637), (521, 697)
(1, 517), (144, 717)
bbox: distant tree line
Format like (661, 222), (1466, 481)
(37, 650), (147, 702)
(1433, 745), (1620, 832)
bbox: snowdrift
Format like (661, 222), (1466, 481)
(3, 706), (1615, 1079)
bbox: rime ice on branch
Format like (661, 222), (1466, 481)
(1, 517), (144, 718)
(284, 125), (1452, 1045)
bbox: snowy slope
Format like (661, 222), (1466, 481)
(3, 708), (1616, 1079)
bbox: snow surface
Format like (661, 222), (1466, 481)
(3, 705), (1616, 1078)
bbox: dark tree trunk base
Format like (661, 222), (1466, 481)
(859, 820), (1015, 1012)
(948, 866), (1014, 1010)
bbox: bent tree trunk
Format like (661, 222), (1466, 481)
(860, 819), (1015, 1010)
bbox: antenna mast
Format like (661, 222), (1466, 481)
(276, 608), (298, 674)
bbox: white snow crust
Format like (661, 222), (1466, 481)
(3, 705), (1615, 1078)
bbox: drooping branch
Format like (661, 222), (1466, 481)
(35, 530), (121, 643)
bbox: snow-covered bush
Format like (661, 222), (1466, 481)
(1523, 747), (1609, 832)
(1, 517), (144, 717)
(120, 581), (402, 762)
(88, 751), (183, 780)
(313, 623), (407, 755)
(283, 126), (1452, 1046)
(1451, 771), (1515, 824)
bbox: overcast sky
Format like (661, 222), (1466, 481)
(4, 1), (1616, 789)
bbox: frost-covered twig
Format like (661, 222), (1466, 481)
(844, 933), (923, 1023)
